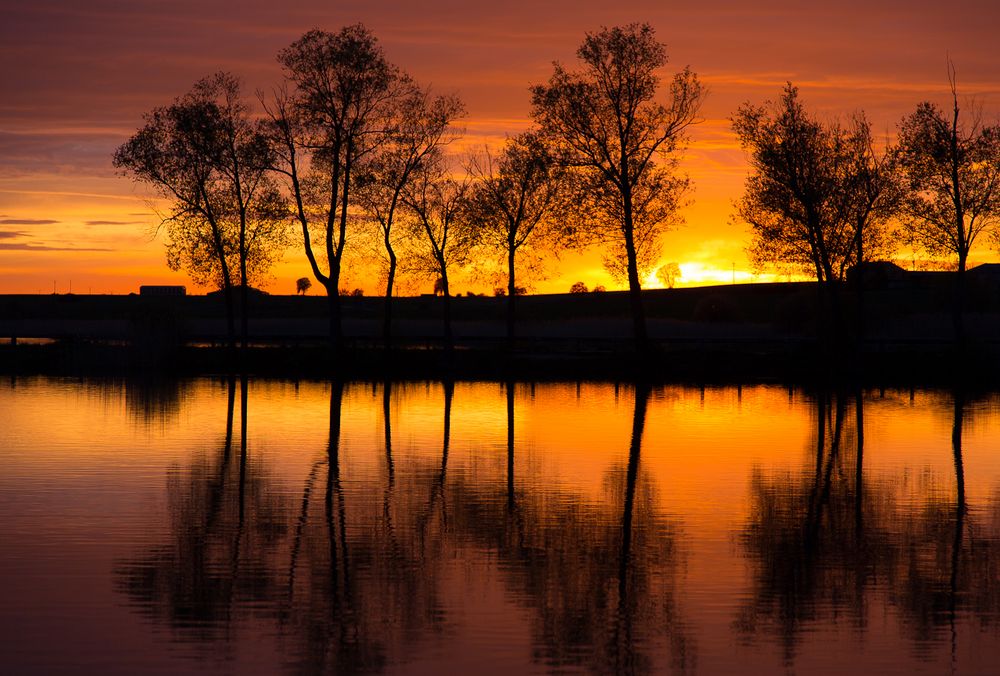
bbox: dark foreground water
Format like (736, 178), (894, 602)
(1, 377), (999, 675)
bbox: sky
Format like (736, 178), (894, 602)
(1, 0), (999, 295)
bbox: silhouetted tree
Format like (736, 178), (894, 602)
(295, 276), (311, 295)
(115, 73), (288, 352)
(841, 113), (901, 346)
(656, 262), (681, 289)
(265, 25), (399, 350)
(570, 281), (589, 293)
(402, 164), (474, 350)
(895, 65), (1000, 343)
(356, 82), (464, 347)
(531, 23), (704, 353)
(467, 131), (571, 345)
(733, 85), (896, 349)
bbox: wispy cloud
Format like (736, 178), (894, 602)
(85, 220), (143, 226)
(0, 243), (112, 252)
(0, 218), (59, 225)
(0, 230), (26, 239)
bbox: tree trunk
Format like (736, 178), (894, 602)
(506, 246), (517, 348)
(221, 279), (237, 357)
(441, 273), (453, 353)
(622, 226), (649, 355)
(383, 245), (397, 349)
(953, 253), (967, 348)
(855, 223), (865, 361)
(240, 280), (248, 354)
(327, 281), (342, 354)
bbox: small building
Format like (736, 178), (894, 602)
(847, 261), (909, 289)
(967, 263), (1000, 283)
(139, 285), (187, 297)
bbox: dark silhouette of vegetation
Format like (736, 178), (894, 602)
(97, 24), (1000, 371)
(733, 84), (898, 352)
(402, 165), (475, 351)
(295, 276), (311, 295)
(356, 82), (464, 347)
(531, 23), (705, 353)
(467, 131), (572, 345)
(265, 25), (400, 350)
(895, 65), (1000, 344)
(656, 262), (681, 289)
(114, 73), (288, 353)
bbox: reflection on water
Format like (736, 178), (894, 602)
(2, 380), (1000, 674)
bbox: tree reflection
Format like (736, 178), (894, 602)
(90, 376), (184, 426)
(114, 376), (287, 654)
(736, 392), (874, 654)
(443, 383), (694, 675)
(114, 380), (697, 674)
(737, 388), (1000, 664)
(276, 380), (448, 675)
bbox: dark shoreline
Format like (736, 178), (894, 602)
(3, 280), (1000, 386)
(2, 338), (997, 388)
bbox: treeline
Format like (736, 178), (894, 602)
(734, 73), (1000, 353)
(114, 23), (1000, 361)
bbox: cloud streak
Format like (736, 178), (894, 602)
(84, 220), (143, 226)
(0, 243), (113, 252)
(0, 219), (59, 225)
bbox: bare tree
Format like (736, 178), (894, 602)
(265, 25), (399, 350)
(356, 82), (464, 346)
(531, 23), (704, 353)
(896, 65), (1000, 343)
(402, 165), (474, 350)
(733, 84), (897, 347)
(467, 131), (570, 344)
(841, 113), (901, 344)
(115, 72), (287, 353)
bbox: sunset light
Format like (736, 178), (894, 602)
(1, 2), (998, 295)
(3, 4), (1000, 674)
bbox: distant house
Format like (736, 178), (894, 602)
(139, 285), (186, 297)
(847, 261), (909, 289)
(968, 263), (1000, 283)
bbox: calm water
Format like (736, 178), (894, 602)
(1, 377), (999, 675)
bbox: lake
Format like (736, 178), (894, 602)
(1, 377), (998, 674)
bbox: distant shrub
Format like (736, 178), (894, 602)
(350, 288), (364, 297)
(514, 286), (527, 295)
(591, 285), (606, 293)
(570, 281), (588, 294)
(493, 287), (506, 296)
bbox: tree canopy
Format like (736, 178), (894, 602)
(531, 23), (704, 350)
(114, 72), (289, 348)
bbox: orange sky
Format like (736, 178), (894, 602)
(1, 0), (999, 295)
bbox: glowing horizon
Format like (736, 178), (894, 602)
(1, 1), (998, 296)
